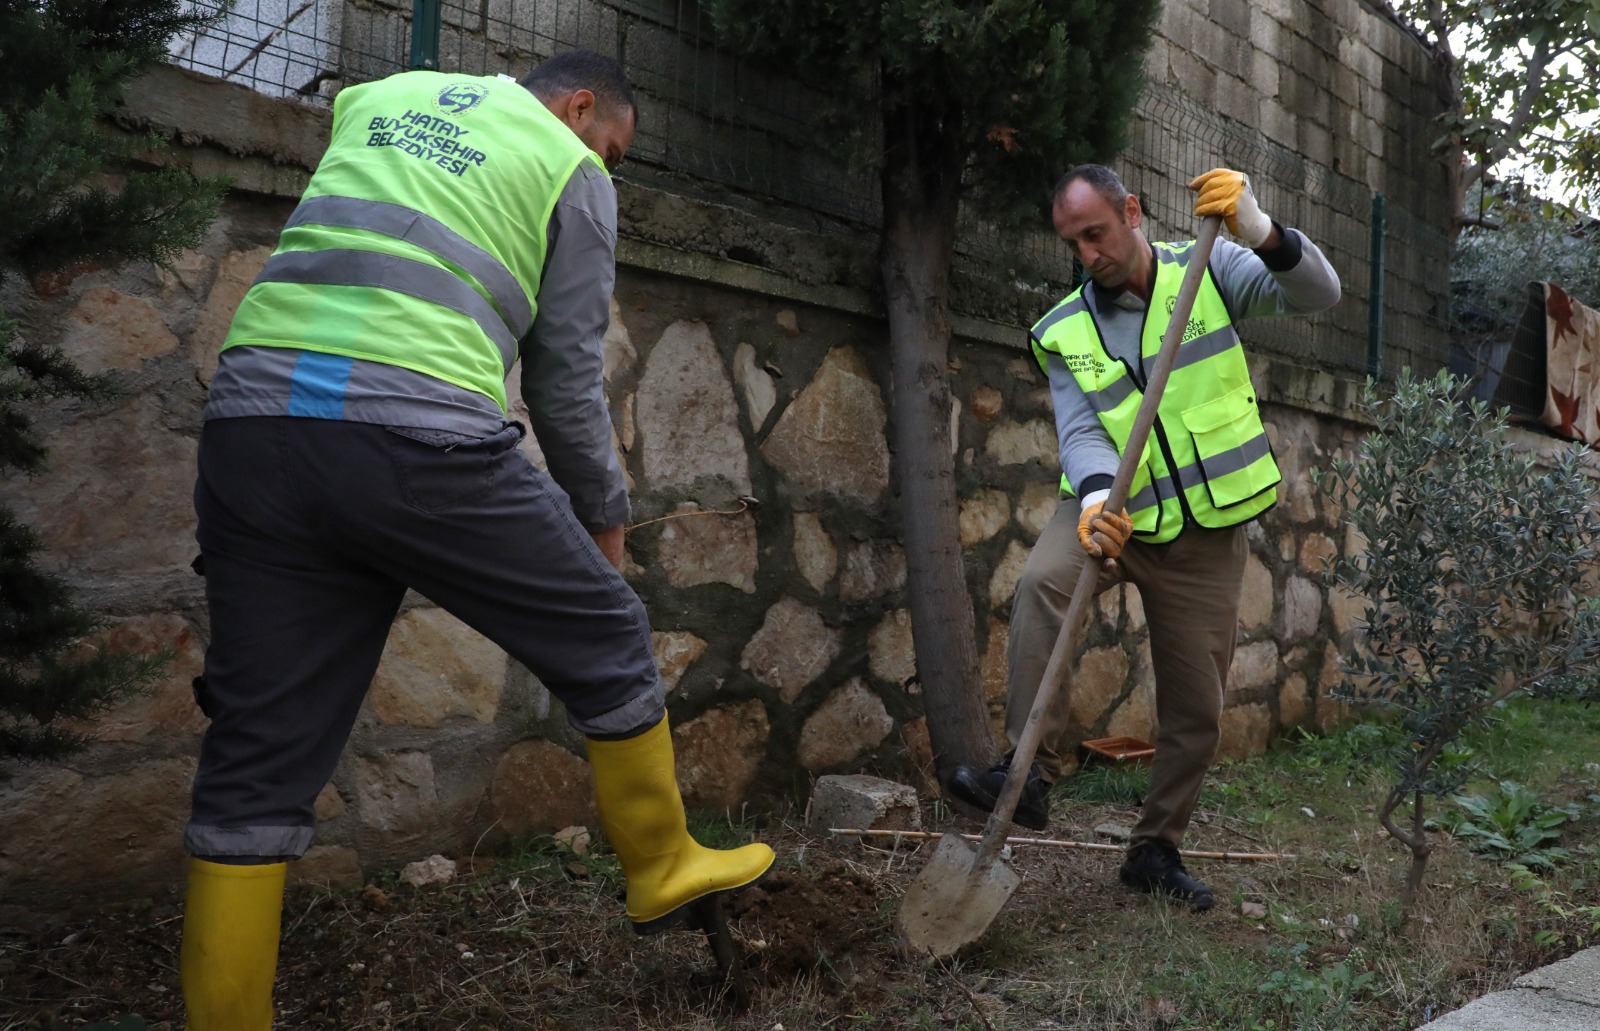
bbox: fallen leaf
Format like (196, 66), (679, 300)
(986, 124), (1019, 152)
(1144, 996), (1179, 1024)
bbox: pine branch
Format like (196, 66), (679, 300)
(0, 0), (221, 763)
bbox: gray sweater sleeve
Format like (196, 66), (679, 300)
(520, 161), (631, 530)
(1049, 227), (1342, 497)
(1208, 229), (1342, 318)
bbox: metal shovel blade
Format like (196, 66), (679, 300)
(895, 832), (1021, 958)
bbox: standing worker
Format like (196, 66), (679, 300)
(947, 164), (1340, 911)
(180, 50), (773, 1027)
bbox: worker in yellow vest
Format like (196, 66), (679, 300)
(181, 50), (772, 1028)
(948, 164), (1340, 911)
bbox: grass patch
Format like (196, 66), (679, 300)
(1460, 696), (1600, 792)
(1056, 760), (1149, 806)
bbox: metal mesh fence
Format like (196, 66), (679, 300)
(1122, 82), (1453, 383)
(567, 1), (882, 228)
(167, 0), (1459, 392)
(1381, 201), (1457, 385)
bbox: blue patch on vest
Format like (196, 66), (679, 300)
(287, 352), (354, 419)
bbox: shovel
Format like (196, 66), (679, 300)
(896, 215), (1225, 958)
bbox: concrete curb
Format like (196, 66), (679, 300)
(1417, 948), (1600, 1030)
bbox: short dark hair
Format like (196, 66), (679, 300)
(520, 49), (636, 119)
(1053, 164), (1129, 210)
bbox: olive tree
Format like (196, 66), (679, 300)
(1323, 369), (1600, 910)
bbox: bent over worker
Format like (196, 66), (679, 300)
(180, 50), (773, 1027)
(948, 164), (1340, 911)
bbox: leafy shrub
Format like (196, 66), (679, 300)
(1454, 198), (1600, 343)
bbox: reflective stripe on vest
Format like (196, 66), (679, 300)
(284, 194), (535, 339)
(222, 71), (601, 411)
(1030, 240), (1281, 543)
(254, 248), (519, 371)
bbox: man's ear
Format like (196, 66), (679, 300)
(566, 88), (597, 128)
(1124, 192), (1142, 230)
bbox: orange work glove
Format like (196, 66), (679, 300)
(1076, 489), (1133, 560)
(1189, 167), (1272, 249)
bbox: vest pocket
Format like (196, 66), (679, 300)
(1179, 385), (1281, 510)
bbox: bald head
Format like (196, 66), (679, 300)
(1053, 164), (1130, 212)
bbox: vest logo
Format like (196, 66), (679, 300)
(434, 83), (488, 116)
(1164, 296), (1208, 343)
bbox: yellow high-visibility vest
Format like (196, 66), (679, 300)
(1030, 241), (1280, 542)
(223, 70), (603, 411)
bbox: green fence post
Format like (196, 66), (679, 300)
(409, 0), (441, 70)
(1367, 192), (1387, 381)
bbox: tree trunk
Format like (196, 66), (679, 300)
(1379, 785), (1433, 915)
(878, 92), (990, 782)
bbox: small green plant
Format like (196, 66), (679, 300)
(1433, 780), (1576, 868)
(687, 811), (761, 850)
(1507, 862), (1600, 948)
(498, 832), (585, 878)
(1323, 369), (1600, 910)
(1256, 943), (1375, 1029)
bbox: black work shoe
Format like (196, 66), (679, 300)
(1119, 842), (1215, 911)
(945, 757), (1051, 831)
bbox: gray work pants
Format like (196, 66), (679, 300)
(187, 416), (662, 860)
(1005, 497), (1247, 849)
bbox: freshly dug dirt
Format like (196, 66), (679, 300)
(0, 829), (950, 1030)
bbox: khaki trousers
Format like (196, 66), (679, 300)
(1005, 497), (1247, 848)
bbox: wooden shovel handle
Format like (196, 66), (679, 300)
(836, 828), (1294, 861)
(971, 216), (1226, 871)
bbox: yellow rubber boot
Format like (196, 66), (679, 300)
(180, 858), (286, 1031)
(588, 719), (774, 933)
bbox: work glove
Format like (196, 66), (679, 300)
(1189, 168), (1272, 249)
(1076, 489), (1133, 560)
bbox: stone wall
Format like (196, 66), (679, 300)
(0, 0), (1458, 905)
(1145, 0), (1447, 217)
